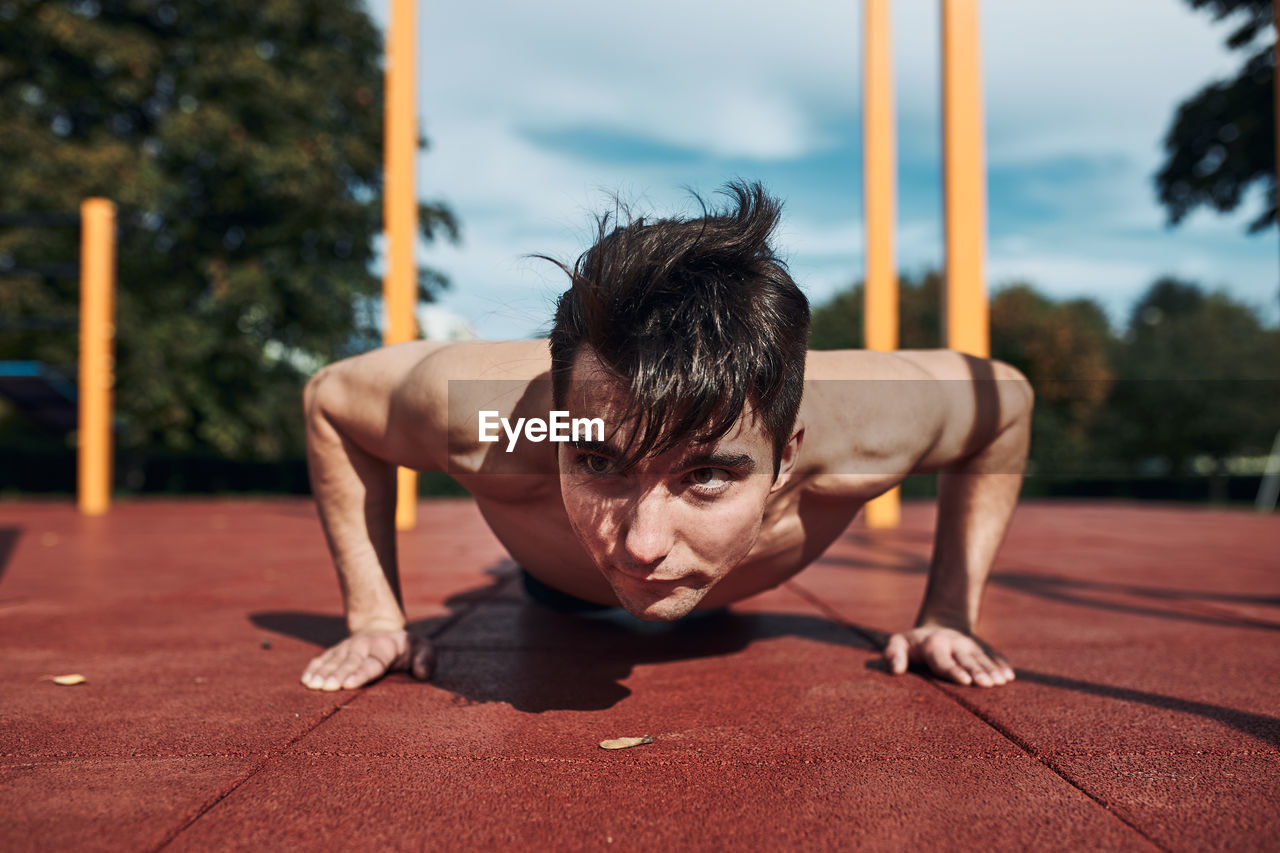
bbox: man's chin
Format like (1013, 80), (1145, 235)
(607, 575), (710, 621)
(627, 596), (699, 622)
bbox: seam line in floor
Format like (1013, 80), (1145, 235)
(152, 574), (516, 850)
(150, 695), (360, 853)
(785, 578), (1172, 853)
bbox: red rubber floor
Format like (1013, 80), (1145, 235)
(1, 498), (1277, 851)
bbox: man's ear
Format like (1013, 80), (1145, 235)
(770, 425), (805, 493)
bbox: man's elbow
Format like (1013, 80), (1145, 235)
(992, 360), (1034, 425)
(303, 366), (346, 438)
(303, 367), (329, 421)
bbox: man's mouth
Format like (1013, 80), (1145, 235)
(606, 565), (705, 589)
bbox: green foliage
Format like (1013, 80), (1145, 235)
(0, 0), (458, 459)
(807, 269), (942, 350)
(1105, 277), (1280, 470)
(810, 272), (1279, 479)
(806, 283), (863, 350)
(989, 284), (1116, 476)
(1156, 0), (1276, 231)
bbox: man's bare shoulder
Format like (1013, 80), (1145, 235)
(804, 348), (944, 381)
(794, 349), (945, 499)
(306, 339), (554, 477)
(411, 339), (561, 485)
(795, 348), (1032, 493)
(415, 338), (551, 382)
(403, 338), (550, 443)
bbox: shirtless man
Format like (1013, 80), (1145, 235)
(300, 182), (1031, 693)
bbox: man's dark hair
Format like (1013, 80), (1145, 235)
(546, 180), (810, 475)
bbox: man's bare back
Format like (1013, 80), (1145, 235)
(299, 338), (1031, 691)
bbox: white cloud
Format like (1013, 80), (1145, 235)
(410, 0), (861, 162)
(777, 215), (864, 260)
(989, 220), (1280, 331)
(980, 0), (1245, 166)
(359, 0), (1274, 340)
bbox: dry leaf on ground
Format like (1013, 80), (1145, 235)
(43, 674), (87, 686)
(599, 735), (654, 750)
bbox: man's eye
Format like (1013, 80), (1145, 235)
(579, 454), (614, 475)
(688, 468), (731, 489)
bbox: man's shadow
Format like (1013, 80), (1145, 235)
(0, 526), (20, 585)
(251, 562), (880, 713)
(251, 560), (1280, 749)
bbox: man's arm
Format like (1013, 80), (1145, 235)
(882, 351), (1034, 687)
(299, 341), (449, 691)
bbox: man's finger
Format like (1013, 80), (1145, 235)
(302, 656), (336, 689)
(975, 640), (1016, 682)
(968, 650), (1010, 686)
(990, 654), (1015, 682)
(955, 650), (994, 687)
(307, 655), (346, 690)
(924, 643), (972, 686)
(302, 649), (336, 683)
(301, 656), (325, 686)
(303, 643), (350, 687)
(322, 649), (366, 691)
(342, 654), (389, 690)
(884, 634), (910, 675)
(411, 640), (436, 681)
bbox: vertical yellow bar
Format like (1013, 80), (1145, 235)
(384, 0), (419, 530)
(941, 0), (989, 358)
(78, 198), (116, 516)
(863, 0), (900, 528)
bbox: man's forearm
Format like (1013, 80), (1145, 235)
(305, 374), (406, 633)
(918, 410), (1031, 633)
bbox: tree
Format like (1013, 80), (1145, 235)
(1155, 0), (1276, 232)
(808, 269), (942, 351)
(989, 284), (1115, 476)
(1105, 276), (1280, 472)
(0, 0), (457, 460)
(809, 273), (1116, 475)
(808, 271), (1280, 484)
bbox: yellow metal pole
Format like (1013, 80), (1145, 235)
(941, 0), (989, 358)
(385, 0), (419, 530)
(78, 198), (116, 516)
(863, 0), (900, 529)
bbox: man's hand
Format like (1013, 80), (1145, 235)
(301, 628), (436, 691)
(883, 625), (1014, 687)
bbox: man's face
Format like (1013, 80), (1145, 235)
(557, 348), (799, 621)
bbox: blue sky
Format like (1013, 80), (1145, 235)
(367, 0), (1278, 340)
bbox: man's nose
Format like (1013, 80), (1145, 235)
(621, 488), (675, 570)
